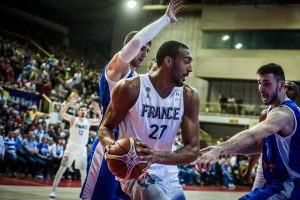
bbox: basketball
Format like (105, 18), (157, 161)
(105, 137), (149, 180)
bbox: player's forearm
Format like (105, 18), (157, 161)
(154, 144), (198, 165)
(98, 126), (115, 147)
(232, 143), (262, 155)
(94, 108), (102, 119)
(218, 130), (258, 155)
(119, 15), (170, 63)
(91, 103), (102, 118)
(59, 102), (71, 116)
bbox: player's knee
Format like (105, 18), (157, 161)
(61, 156), (69, 167)
(78, 162), (87, 170)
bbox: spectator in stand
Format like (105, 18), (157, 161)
(14, 129), (27, 171)
(24, 81), (36, 93)
(36, 135), (52, 179)
(51, 137), (64, 162)
(4, 129), (18, 177)
(47, 125), (59, 140)
(22, 130), (39, 178)
(50, 137), (64, 176)
(227, 94), (236, 114)
(16, 68), (30, 88)
(236, 98), (243, 115)
(40, 79), (52, 96)
(0, 87), (7, 105)
(220, 158), (235, 188)
(28, 105), (44, 123)
(219, 94), (228, 114)
(48, 137), (54, 155)
(0, 104), (9, 123)
(33, 123), (45, 142)
(0, 130), (4, 172)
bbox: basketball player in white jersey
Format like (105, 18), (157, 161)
(99, 41), (200, 200)
(49, 94), (102, 199)
(81, 1), (184, 199)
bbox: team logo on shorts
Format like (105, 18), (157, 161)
(137, 172), (155, 189)
(146, 87), (151, 99)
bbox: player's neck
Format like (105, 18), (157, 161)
(271, 92), (288, 108)
(78, 116), (85, 121)
(149, 73), (175, 99)
(130, 65), (136, 73)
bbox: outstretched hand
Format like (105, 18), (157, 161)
(166, 0), (184, 24)
(90, 101), (100, 111)
(69, 94), (80, 106)
(196, 146), (221, 171)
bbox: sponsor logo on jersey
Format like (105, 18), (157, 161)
(174, 90), (181, 100)
(146, 87), (151, 99)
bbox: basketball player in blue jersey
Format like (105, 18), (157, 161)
(242, 80), (299, 190)
(198, 63), (300, 200)
(98, 40), (200, 200)
(80, 1), (184, 199)
(49, 94), (102, 199)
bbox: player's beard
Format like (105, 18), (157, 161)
(171, 63), (184, 87)
(263, 85), (279, 105)
(268, 91), (278, 105)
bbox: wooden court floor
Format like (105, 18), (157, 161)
(0, 176), (249, 200)
(0, 185), (245, 200)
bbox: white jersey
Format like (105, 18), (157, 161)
(69, 117), (90, 146)
(119, 74), (184, 151)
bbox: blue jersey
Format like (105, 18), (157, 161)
(81, 65), (134, 200)
(262, 99), (300, 182)
(99, 65), (135, 116)
(241, 99), (300, 200)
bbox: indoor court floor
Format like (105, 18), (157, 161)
(0, 177), (249, 200)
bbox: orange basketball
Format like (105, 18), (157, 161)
(105, 137), (149, 180)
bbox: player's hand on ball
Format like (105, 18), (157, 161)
(135, 139), (158, 164)
(105, 138), (149, 179)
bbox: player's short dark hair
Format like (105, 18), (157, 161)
(147, 58), (157, 72)
(256, 63), (285, 82)
(78, 104), (87, 111)
(285, 81), (299, 101)
(156, 40), (189, 66)
(123, 31), (152, 46)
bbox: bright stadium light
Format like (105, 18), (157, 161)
(222, 35), (230, 41)
(127, 0), (137, 8)
(235, 42), (243, 49)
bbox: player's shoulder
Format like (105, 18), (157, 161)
(113, 75), (140, 97)
(116, 75), (140, 87)
(183, 83), (199, 99)
(269, 105), (294, 120)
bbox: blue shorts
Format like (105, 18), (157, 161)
(240, 178), (300, 200)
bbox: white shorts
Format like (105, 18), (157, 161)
(121, 164), (185, 200)
(63, 142), (87, 170)
(252, 155), (266, 190)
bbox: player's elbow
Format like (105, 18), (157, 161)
(129, 38), (142, 49)
(98, 127), (114, 147)
(98, 130), (106, 146)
